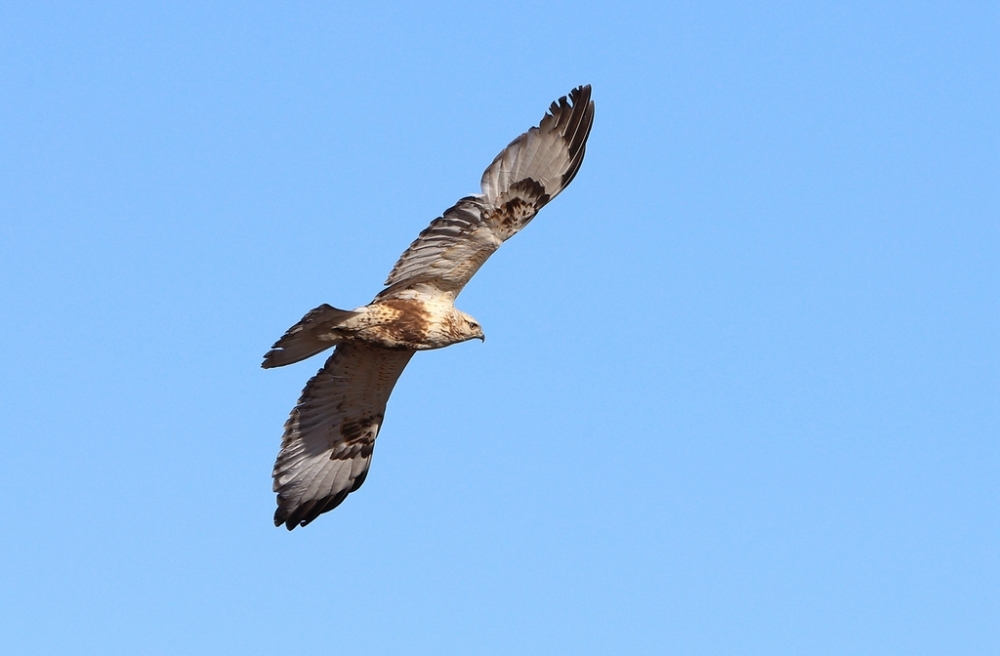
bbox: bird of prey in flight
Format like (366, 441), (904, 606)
(263, 85), (595, 529)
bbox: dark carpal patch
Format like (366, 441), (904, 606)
(508, 177), (550, 207)
(338, 412), (383, 448)
(495, 178), (550, 236)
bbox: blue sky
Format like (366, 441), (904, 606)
(1, 2), (996, 654)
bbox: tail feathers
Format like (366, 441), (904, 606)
(262, 304), (360, 368)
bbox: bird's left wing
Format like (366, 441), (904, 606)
(272, 343), (415, 529)
(377, 85), (594, 301)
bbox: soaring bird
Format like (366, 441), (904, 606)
(263, 85), (595, 529)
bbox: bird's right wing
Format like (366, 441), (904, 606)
(377, 85), (594, 301)
(272, 343), (415, 530)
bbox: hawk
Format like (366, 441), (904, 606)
(263, 85), (595, 529)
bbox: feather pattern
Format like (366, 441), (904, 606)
(272, 344), (414, 529)
(380, 85), (594, 299)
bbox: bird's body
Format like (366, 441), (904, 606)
(352, 296), (483, 351)
(264, 86), (594, 529)
(264, 294), (480, 357)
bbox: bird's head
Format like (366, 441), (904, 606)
(453, 309), (485, 343)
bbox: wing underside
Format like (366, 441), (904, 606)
(379, 85), (594, 300)
(272, 343), (415, 529)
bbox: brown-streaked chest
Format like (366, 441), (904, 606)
(352, 298), (451, 350)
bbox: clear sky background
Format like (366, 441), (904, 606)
(1, 2), (997, 654)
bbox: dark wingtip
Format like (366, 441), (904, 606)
(558, 85), (595, 189)
(274, 488), (355, 530)
(274, 507), (294, 530)
(569, 84), (592, 108)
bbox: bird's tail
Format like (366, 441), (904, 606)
(262, 304), (360, 368)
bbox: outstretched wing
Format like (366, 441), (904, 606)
(378, 85), (594, 300)
(272, 343), (414, 530)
